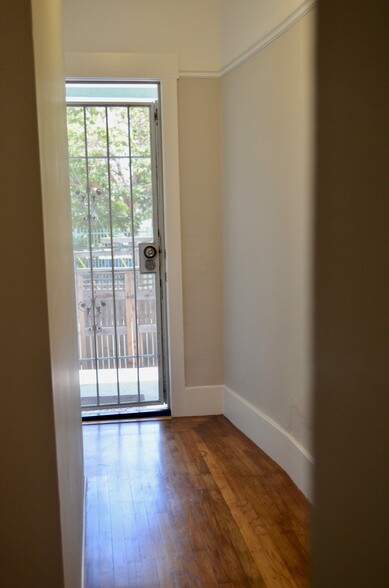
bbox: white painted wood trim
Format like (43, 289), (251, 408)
(63, 53), (186, 418)
(64, 52), (179, 80)
(160, 79), (186, 416)
(81, 476), (86, 588)
(223, 386), (314, 501)
(179, 70), (220, 79)
(178, 1), (317, 79)
(185, 385), (224, 416)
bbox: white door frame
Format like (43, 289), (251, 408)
(64, 52), (186, 416)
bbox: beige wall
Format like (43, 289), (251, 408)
(63, 0), (220, 73)
(31, 0), (84, 587)
(221, 11), (315, 452)
(0, 1), (83, 587)
(312, 0), (389, 584)
(220, 0), (310, 68)
(178, 78), (223, 387)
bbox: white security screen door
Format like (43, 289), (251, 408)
(66, 82), (168, 415)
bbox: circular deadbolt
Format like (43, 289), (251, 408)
(144, 245), (157, 259)
(145, 259), (156, 271)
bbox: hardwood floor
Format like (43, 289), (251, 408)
(83, 416), (310, 587)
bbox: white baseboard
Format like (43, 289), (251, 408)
(185, 385), (223, 416)
(223, 386), (314, 501)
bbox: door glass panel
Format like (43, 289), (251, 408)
(86, 106), (108, 157)
(137, 272), (159, 402)
(130, 105), (159, 404)
(67, 93), (165, 413)
(108, 106), (129, 156)
(130, 106), (151, 156)
(67, 106), (85, 157)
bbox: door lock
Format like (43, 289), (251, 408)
(139, 243), (158, 273)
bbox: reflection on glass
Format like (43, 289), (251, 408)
(109, 158), (132, 237)
(118, 362), (140, 404)
(86, 107), (107, 157)
(136, 270), (159, 402)
(67, 107), (85, 157)
(139, 366), (159, 403)
(130, 107), (151, 156)
(132, 157), (153, 239)
(95, 360), (119, 405)
(108, 107), (129, 156)
(79, 361), (98, 408)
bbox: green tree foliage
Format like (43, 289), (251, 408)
(67, 105), (153, 249)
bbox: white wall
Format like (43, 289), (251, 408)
(63, 0), (220, 74)
(0, 1), (83, 586)
(32, 1), (85, 586)
(220, 8), (315, 496)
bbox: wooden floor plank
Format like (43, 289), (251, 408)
(196, 440), (297, 588)
(83, 415), (310, 587)
(216, 465), (308, 585)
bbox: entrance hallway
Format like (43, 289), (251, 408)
(83, 416), (309, 587)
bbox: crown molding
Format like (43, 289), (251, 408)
(220, 0), (317, 77)
(179, 69), (220, 79)
(178, 0), (317, 80)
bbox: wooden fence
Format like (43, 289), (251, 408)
(75, 267), (158, 370)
